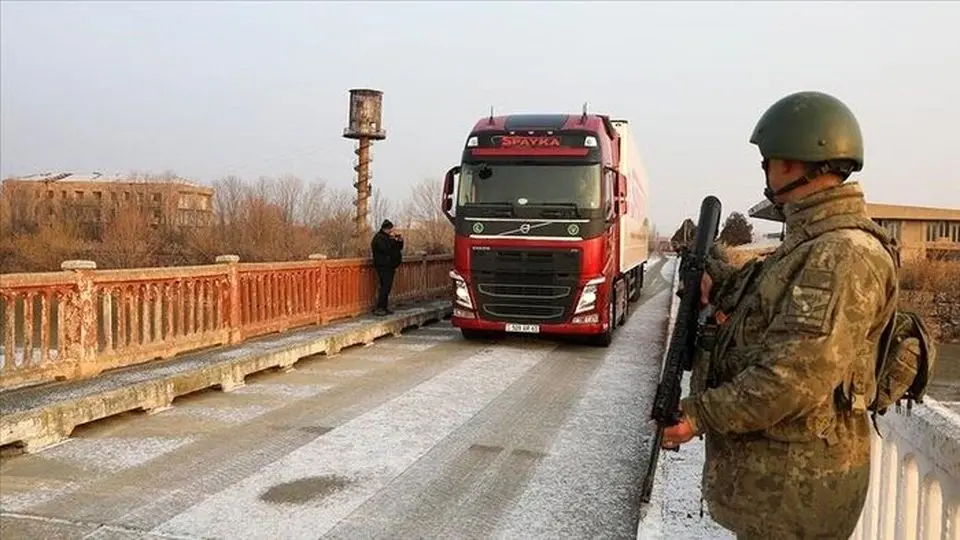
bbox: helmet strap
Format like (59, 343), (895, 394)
(764, 161), (844, 203)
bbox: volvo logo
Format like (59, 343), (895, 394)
(472, 222), (484, 234)
(567, 224), (580, 236)
(519, 223), (531, 234)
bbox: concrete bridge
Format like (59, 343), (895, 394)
(1, 253), (958, 539)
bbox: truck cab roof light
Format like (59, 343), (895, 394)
(584, 136), (598, 148)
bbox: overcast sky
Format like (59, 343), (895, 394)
(2, 1), (958, 235)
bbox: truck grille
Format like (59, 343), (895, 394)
(469, 248), (580, 323)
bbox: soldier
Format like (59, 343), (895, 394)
(661, 91), (899, 539)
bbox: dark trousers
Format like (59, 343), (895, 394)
(375, 266), (396, 310)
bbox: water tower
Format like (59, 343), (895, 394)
(342, 88), (387, 238)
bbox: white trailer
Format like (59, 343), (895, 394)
(611, 119), (651, 298)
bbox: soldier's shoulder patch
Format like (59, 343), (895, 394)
(781, 268), (839, 334)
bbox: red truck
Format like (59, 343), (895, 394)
(441, 111), (651, 346)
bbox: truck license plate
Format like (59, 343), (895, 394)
(505, 323), (540, 334)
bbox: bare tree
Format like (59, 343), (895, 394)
(403, 178), (453, 254)
(274, 174), (304, 224)
(212, 175), (247, 227)
(315, 187), (360, 258)
(99, 206), (161, 268)
(9, 220), (88, 272)
(298, 179), (328, 225)
(369, 187), (395, 231)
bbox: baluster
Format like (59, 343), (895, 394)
(164, 283), (173, 340)
(199, 280), (208, 333)
(117, 287), (127, 348)
(186, 281), (195, 336)
(153, 283), (162, 342)
(177, 280), (185, 338)
(102, 289), (113, 352)
(130, 286), (140, 347)
(4, 294), (16, 368)
(257, 275), (265, 323)
(141, 283), (150, 345)
(56, 290), (67, 360)
(23, 292), (34, 366)
(40, 292), (51, 363)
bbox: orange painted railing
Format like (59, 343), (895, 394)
(0, 253), (453, 390)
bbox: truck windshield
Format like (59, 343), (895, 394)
(457, 163), (602, 209)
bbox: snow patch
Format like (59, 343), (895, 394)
(168, 404), (276, 424)
(40, 436), (195, 475)
(0, 480), (80, 513)
(490, 270), (676, 539)
(230, 383), (334, 399)
(152, 344), (556, 539)
(372, 342), (434, 352)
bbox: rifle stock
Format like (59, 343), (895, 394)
(639, 195), (722, 503)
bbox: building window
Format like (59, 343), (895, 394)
(927, 222), (940, 241)
(951, 222), (960, 243)
(878, 219), (901, 241)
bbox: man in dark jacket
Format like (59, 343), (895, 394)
(370, 219), (404, 315)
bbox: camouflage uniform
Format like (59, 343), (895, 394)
(680, 92), (899, 539)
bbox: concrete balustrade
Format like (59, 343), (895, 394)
(0, 253), (453, 390)
(852, 400), (960, 540)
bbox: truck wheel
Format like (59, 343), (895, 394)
(629, 265), (644, 302)
(616, 278), (628, 327)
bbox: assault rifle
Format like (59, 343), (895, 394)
(639, 195), (722, 504)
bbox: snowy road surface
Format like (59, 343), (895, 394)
(1, 259), (676, 539)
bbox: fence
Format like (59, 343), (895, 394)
(0, 253), (453, 390)
(851, 400), (960, 540)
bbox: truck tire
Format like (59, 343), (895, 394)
(629, 265), (644, 302)
(617, 278), (628, 327)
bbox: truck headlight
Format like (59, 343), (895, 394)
(449, 270), (473, 309)
(574, 277), (605, 314)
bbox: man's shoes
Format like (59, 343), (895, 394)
(385, 308), (394, 314)
(373, 308), (388, 316)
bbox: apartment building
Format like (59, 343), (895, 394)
(1, 172), (214, 237)
(868, 202), (960, 261)
(749, 199), (960, 261)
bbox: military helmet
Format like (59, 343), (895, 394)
(749, 91), (863, 172)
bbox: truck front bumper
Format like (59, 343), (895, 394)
(451, 310), (607, 336)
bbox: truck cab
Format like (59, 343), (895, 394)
(441, 112), (649, 346)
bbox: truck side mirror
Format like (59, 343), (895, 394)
(442, 166), (460, 223)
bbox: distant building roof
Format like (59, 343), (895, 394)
(749, 198), (960, 223)
(3, 171), (208, 190)
(865, 202), (960, 221)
